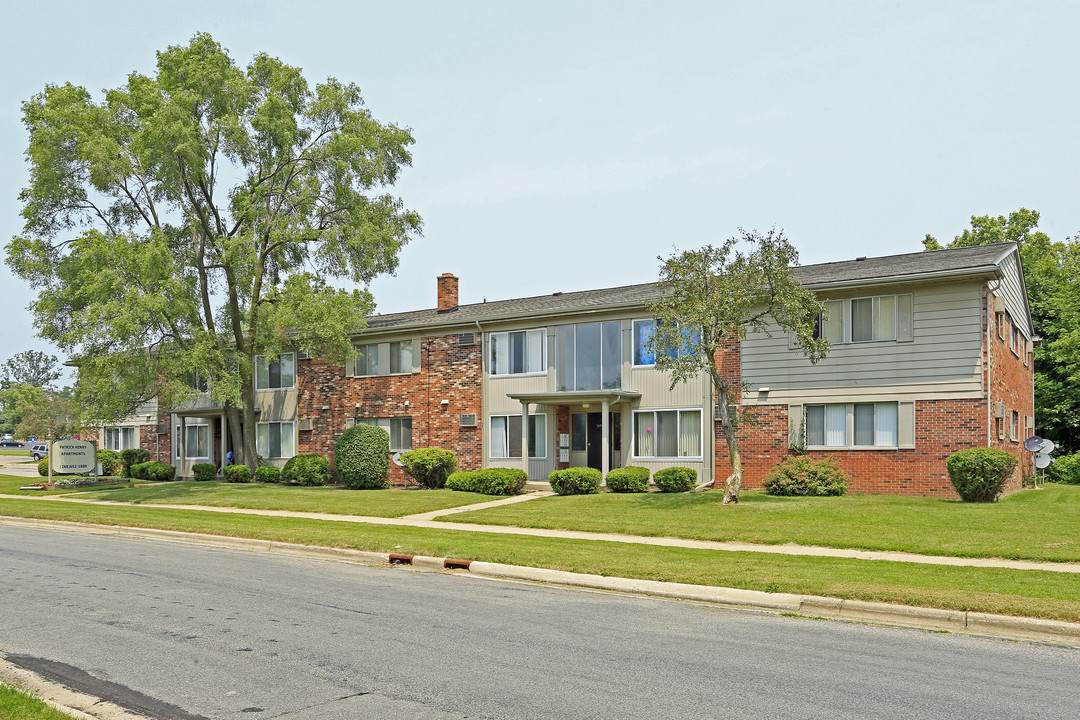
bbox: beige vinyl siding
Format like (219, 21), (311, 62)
(487, 374), (550, 413)
(744, 282), (985, 402)
(994, 252), (1031, 339)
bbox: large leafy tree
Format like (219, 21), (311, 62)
(1, 350), (62, 389)
(649, 229), (828, 503)
(924, 209), (1079, 454)
(6, 33), (421, 464)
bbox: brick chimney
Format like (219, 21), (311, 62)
(437, 272), (459, 313)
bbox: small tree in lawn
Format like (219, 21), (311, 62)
(648, 229), (829, 504)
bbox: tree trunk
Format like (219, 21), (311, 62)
(239, 367), (258, 467)
(722, 416), (742, 504)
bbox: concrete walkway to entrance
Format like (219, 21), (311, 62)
(2, 488), (1079, 575)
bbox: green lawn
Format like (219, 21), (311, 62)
(1, 497), (1079, 622)
(0, 448), (31, 456)
(0, 475), (140, 496)
(71, 480), (494, 518)
(0, 682), (77, 720)
(443, 485), (1080, 563)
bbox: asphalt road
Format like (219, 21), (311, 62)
(1, 524), (1078, 720)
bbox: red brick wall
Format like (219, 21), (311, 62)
(986, 289), (1035, 487)
(716, 399), (1000, 497)
(298, 332), (482, 485)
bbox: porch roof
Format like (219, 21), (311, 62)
(505, 389), (642, 406)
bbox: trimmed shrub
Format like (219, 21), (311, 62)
(653, 466), (697, 493)
(605, 466), (650, 493)
(763, 456), (849, 497)
(1046, 453), (1080, 485)
(335, 424), (390, 489)
(255, 465), (281, 484)
(280, 453), (331, 487)
(223, 464), (253, 483)
(119, 448), (151, 477)
(97, 449), (121, 476)
(446, 468), (528, 496)
(37, 459), (85, 478)
(133, 460), (176, 482)
(400, 448), (458, 489)
(548, 467), (602, 495)
(946, 447), (1018, 502)
(192, 463), (218, 482)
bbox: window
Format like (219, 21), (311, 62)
(805, 403), (898, 447)
(995, 312), (1004, 339)
(851, 296), (896, 342)
(1010, 411), (1019, 442)
(490, 330), (546, 375)
(634, 410), (701, 458)
(490, 414), (546, 458)
(556, 321), (621, 391)
(104, 427), (136, 451)
(815, 300), (844, 344)
(354, 341), (417, 376)
(175, 423), (209, 459)
(257, 421), (295, 459)
(354, 343), (381, 376)
(357, 417), (413, 452)
(632, 320), (697, 366)
(255, 353), (295, 390)
(814, 296), (900, 344)
(1010, 323), (1021, 356)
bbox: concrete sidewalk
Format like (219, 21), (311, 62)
(2, 490), (1079, 574)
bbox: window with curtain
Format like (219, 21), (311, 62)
(634, 410), (701, 458)
(806, 403), (899, 448)
(356, 418), (412, 451)
(851, 296), (896, 342)
(632, 320), (695, 366)
(489, 414), (546, 458)
(256, 421), (296, 459)
(255, 353), (295, 389)
(104, 427), (135, 451)
(490, 329), (546, 375)
(176, 424), (209, 458)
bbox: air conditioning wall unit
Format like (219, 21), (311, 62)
(993, 401), (1006, 418)
(156, 424), (169, 435)
(298, 418), (313, 431)
(459, 413), (478, 428)
(459, 332), (477, 346)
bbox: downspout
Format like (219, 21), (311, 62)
(985, 284), (994, 446)
(476, 320), (485, 470)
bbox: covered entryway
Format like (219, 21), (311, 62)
(506, 390), (640, 481)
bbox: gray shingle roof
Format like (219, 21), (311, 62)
(366, 242), (1016, 332)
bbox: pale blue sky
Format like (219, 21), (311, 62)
(2, 1), (1078, 378)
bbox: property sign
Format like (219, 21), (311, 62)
(51, 439), (96, 474)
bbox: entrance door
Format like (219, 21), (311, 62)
(574, 412), (620, 471)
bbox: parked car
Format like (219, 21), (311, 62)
(29, 444), (49, 461)
(0, 439), (23, 448)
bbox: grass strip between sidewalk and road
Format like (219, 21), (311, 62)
(2, 497), (1080, 623)
(0, 682), (78, 720)
(445, 485), (1080, 563)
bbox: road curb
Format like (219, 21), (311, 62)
(3, 515), (1079, 646)
(0, 657), (145, 720)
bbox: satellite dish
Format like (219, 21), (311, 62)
(392, 451), (403, 467)
(1034, 453), (1053, 469)
(1024, 436), (1044, 452)
(1041, 439), (1057, 454)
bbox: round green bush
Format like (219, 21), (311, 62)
(548, 467), (602, 495)
(37, 458), (86, 478)
(255, 465), (281, 483)
(97, 449), (121, 476)
(119, 448), (151, 478)
(1046, 453), (1080, 485)
(280, 453), (331, 486)
(335, 424), (390, 489)
(446, 468), (528, 495)
(400, 448), (458, 489)
(605, 466), (650, 493)
(191, 462), (218, 481)
(763, 456), (849, 496)
(946, 447), (1018, 502)
(135, 460), (176, 482)
(223, 464), (252, 483)
(653, 466), (697, 493)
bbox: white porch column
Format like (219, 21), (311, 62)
(601, 399), (610, 482)
(520, 402), (530, 479)
(221, 413), (228, 469)
(179, 416), (186, 478)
